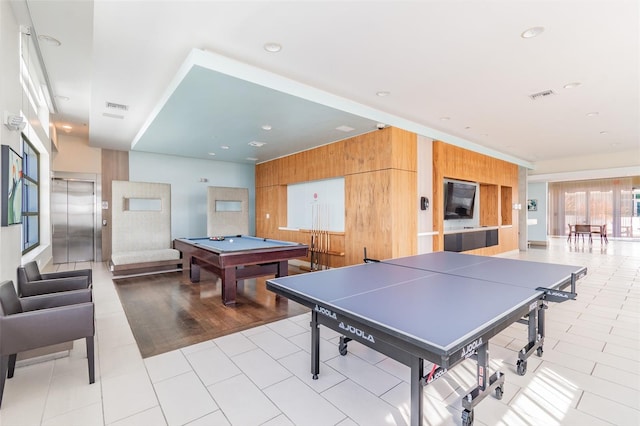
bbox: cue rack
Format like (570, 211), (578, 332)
(310, 203), (330, 271)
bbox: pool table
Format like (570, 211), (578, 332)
(173, 236), (308, 305)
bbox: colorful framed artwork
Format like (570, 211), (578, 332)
(1, 145), (23, 226)
(527, 199), (538, 212)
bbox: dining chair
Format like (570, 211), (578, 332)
(574, 224), (592, 243)
(567, 224), (574, 242)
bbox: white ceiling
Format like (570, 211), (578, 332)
(17, 0), (640, 167)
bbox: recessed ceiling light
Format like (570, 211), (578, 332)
(263, 42), (282, 53)
(521, 26), (544, 39)
(208, 152), (216, 156)
(261, 124), (272, 131)
(440, 117), (451, 121)
(246, 157), (259, 161)
(248, 141), (266, 147)
(38, 34), (61, 46)
(376, 91), (391, 97)
(220, 145), (229, 150)
(335, 125), (355, 132)
(586, 112), (599, 117)
(563, 82), (581, 89)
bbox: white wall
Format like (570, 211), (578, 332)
(129, 151), (255, 240)
(52, 134), (101, 173)
(0, 3), (24, 282)
(527, 181), (548, 242)
(417, 135), (434, 253)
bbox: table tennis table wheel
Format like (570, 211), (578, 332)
(537, 347), (544, 357)
(516, 359), (527, 376)
(495, 386), (504, 400)
(461, 409), (474, 426)
(338, 336), (350, 356)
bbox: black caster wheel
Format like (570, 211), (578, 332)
(312, 374), (318, 380)
(537, 347), (544, 357)
(462, 409), (474, 426)
(516, 359), (527, 376)
(495, 386), (504, 400)
(339, 344), (348, 356)
(338, 336), (348, 356)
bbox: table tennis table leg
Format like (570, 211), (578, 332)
(410, 357), (423, 426)
(517, 301), (545, 375)
(311, 310), (320, 379)
(461, 341), (504, 426)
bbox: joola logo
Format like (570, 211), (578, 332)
(546, 290), (568, 299)
(426, 368), (447, 384)
(338, 322), (375, 343)
(314, 305), (337, 320)
(461, 338), (483, 358)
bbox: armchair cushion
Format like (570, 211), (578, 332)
(19, 289), (93, 312)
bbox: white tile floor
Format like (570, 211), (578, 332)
(1, 238), (639, 425)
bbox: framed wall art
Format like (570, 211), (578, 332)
(1, 144), (23, 226)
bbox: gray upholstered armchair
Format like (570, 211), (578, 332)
(0, 280), (95, 408)
(17, 261), (92, 297)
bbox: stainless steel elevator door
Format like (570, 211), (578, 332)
(52, 179), (95, 263)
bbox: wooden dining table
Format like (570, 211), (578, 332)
(567, 224), (608, 243)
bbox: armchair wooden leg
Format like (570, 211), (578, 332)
(7, 354), (16, 378)
(86, 336), (95, 384)
(0, 355), (8, 408)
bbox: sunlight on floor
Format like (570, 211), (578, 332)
(502, 367), (579, 425)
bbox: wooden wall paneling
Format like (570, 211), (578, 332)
(255, 185), (285, 238)
(306, 142), (345, 182)
(256, 161), (280, 188)
(279, 152), (305, 184)
(101, 149), (129, 262)
(278, 142), (346, 185)
(500, 226), (518, 251)
(256, 127), (418, 266)
(479, 184), (499, 226)
(344, 128), (392, 175)
(390, 169), (417, 257)
(432, 143), (445, 251)
(390, 127), (418, 172)
(345, 170), (392, 265)
(501, 186), (513, 225)
(432, 140), (519, 253)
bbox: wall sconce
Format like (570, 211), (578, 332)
(4, 113), (26, 132)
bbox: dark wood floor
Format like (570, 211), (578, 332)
(113, 269), (309, 358)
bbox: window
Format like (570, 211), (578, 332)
(22, 135), (39, 253)
(548, 177), (639, 239)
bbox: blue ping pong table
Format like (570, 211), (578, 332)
(266, 251), (587, 426)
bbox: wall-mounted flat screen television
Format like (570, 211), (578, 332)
(444, 181), (477, 220)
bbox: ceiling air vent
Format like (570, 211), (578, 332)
(105, 101), (129, 111)
(529, 90), (555, 100)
